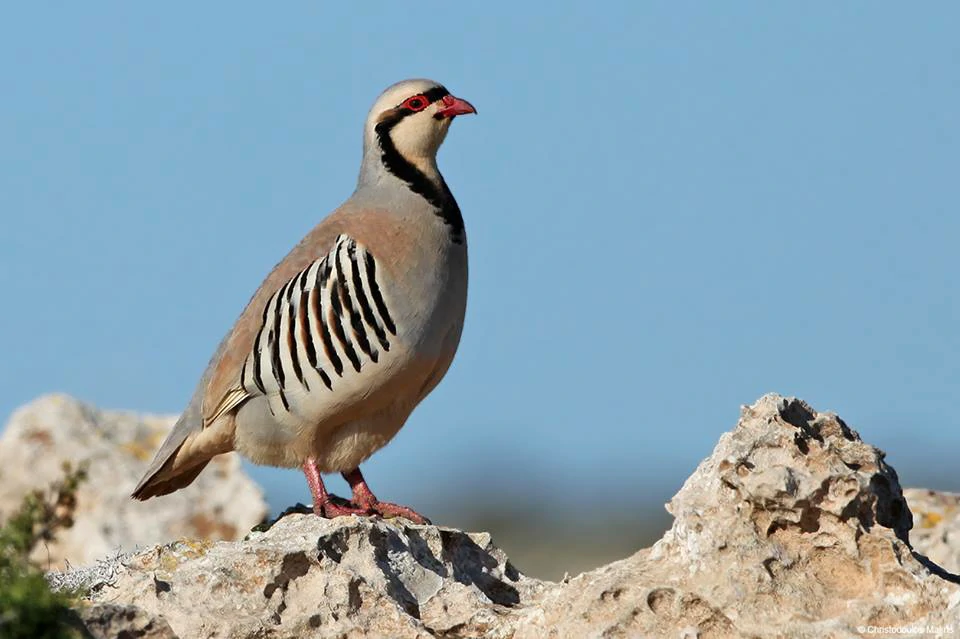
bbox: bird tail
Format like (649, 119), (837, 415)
(131, 403), (235, 500)
(134, 330), (243, 500)
(132, 458), (211, 499)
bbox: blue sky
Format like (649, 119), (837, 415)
(2, 4), (957, 514)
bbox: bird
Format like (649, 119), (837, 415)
(132, 79), (476, 525)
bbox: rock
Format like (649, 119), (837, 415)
(517, 394), (960, 638)
(67, 604), (178, 639)
(57, 515), (541, 639)
(0, 394), (268, 569)
(51, 394), (960, 638)
(905, 488), (960, 575)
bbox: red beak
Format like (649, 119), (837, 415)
(436, 94), (477, 119)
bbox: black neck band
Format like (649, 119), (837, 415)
(374, 105), (465, 244)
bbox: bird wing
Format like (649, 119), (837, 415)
(218, 231), (403, 423)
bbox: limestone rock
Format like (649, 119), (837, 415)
(0, 394), (267, 568)
(68, 604), (178, 639)
(905, 488), (960, 576)
(518, 394), (960, 638)
(59, 515), (540, 639)
(52, 394), (960, 638)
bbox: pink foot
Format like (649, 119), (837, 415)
(301, 460), (431, 524)
(344, 468), (431, 525)
(316, 495), (375, 519)
(364, 500), (431, 525)
(303, 460), (371, 519)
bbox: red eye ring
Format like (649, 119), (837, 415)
(402, 95), (429, 112)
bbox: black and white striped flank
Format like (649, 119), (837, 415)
(240, 235), (397, 414)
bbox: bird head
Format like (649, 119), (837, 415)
(365, 79), (476, 170)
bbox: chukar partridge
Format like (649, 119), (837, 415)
(132, 79), (476, 524)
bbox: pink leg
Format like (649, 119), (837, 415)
(302, 459), (371, 518)
(342, 468), (431, 525)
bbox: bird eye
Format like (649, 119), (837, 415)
(403, 96), (428, 112)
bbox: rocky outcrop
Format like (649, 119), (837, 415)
(50, 394), (960, 638)
(56, 516), (539, 638)
(522, 395), (959, 638)
(0, 394), (267, 569)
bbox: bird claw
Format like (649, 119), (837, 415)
(304, 463), (431, 525)
(363, 500), (431, 525)
(314, 495), (374, 518)
(314, 495), (430, 525)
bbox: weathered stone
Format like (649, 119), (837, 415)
(68, 604), (178, 639)
(49, 394), (960, 638)
(0, 394), (267, 569)
(515, 395), (960, 638)
(59, 515), (539, 639)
